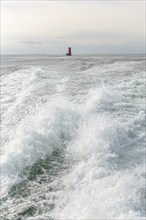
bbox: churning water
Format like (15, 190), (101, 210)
(0, 54), (146, 219)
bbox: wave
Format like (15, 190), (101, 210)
(1, 60), (145, 219)
(1, 96), (80, 198)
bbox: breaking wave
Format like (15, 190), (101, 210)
(1, 57), (145, 219)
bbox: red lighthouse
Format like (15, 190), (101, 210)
(66, 47), (72, 56)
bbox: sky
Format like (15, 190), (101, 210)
(1, 0), (145, 54)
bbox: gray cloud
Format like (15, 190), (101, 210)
(51, 41), (65, 44)
(21, 41), (45, 45)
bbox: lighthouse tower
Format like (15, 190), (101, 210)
(66, 47), (72, 56)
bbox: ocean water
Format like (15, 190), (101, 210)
(0, 54), (145, 220)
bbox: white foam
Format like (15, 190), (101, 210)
(1, 60), (145, 219)
(51, 83), (145, 219)
(1, 96), (80, 198)
(52, 111), (145, 219)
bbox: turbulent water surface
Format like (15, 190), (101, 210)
(0, 54), (146, 219)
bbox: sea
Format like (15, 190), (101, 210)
(0, 54), (146, 220)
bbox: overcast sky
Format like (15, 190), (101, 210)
(1, 0), (145, 54)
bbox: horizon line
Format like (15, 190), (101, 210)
(1, 53), (146, 56)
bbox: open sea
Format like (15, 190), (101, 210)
(0, 54), (146, 219)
